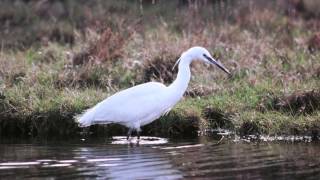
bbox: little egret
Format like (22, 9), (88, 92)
(76, 46), (230, 139)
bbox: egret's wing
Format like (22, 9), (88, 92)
(77, 82), (167, 126)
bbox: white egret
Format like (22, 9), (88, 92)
(76, 46), (230, 139)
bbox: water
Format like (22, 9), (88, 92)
(0, 137), (319, 179)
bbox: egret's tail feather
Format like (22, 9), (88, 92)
(75, 108), (95, 127)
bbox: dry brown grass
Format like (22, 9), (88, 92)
(72, 27), (133, 65)
(142, 51), (179, 84)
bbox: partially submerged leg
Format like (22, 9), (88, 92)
(137, 127), (141, 140)
(81, 127), (90, 136)
(80, 127), (90, 141)
(127, 128), (133, 140)
(137, 131), (140, 140)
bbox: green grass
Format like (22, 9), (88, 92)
(0, 0), (319, 139)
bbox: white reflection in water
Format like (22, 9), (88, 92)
(43, 163), (72, 168)
(97, 154), (182, 179)
(37, 159), (55, 162)
(111, 136), (168, 145)
(76, 144), (183, 179)
(58, 160), (79, 163)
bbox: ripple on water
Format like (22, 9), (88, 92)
(0, 162), (40, 166)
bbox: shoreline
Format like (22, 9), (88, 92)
(1, 99), (319, 141)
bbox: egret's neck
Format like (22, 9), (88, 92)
(169, 54), (192, 96)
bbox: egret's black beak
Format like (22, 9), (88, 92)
(203, 54), (231, 76)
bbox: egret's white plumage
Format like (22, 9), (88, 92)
(76, 46), (230, 138)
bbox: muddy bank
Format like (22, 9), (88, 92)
(0, 103), (319, 141)
(0, 112), (197, 139)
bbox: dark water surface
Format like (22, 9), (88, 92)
(0, 137), (319, 179)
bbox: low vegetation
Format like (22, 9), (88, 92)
(0, 0), (319, 140)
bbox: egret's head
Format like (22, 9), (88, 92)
(185, 46), (231, 75)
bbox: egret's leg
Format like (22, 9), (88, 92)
(136, 127), (141, 140)
(133, 125), (141, 140)
(81, 127), (90, 136)
(127, 128), (132, 140)
(137, 131), (140, 140)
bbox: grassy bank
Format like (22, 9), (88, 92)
(0, 0), (320, 140)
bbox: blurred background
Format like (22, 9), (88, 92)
(0, 0), (319, 138)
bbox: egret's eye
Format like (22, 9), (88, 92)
(203, 54), (211, 61)
(203, 54), (212, 62)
